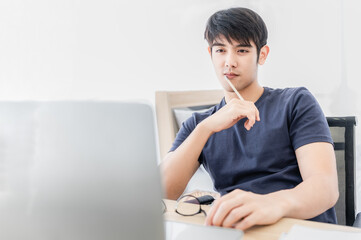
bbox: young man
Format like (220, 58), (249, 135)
(161, 7), (338, 230)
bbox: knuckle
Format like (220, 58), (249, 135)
(235, 208), (245, 219)
(229, 209), (238, 217)
(242, 218), (253, 228)
(256, 209), (266, 219)
(229, 98), (239, 105)
(242, 192), (253, 201)
(218, 202), (229, 212)
(229, 209), (241, 221)
(247, 108), (255, 115)
(260, 208), (270, 219)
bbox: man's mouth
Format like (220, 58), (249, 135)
(224, 72), (239, 79)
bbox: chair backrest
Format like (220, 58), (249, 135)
(155, 90), (224, 160)
(326, 117), (357, 226)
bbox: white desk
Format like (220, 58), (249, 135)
(163, 199), (361, 240)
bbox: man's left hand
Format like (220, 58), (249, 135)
(205, 189), (288, 230)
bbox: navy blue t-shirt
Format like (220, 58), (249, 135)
(170, 87), (337, 224)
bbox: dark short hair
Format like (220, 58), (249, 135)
(204, 7), (268, 56)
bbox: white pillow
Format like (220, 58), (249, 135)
(173, 106), (212, 130)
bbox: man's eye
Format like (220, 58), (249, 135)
(238, 49), (248, 53)
(215, 49), (224, 53)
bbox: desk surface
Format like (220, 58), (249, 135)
(163, 199), (360, 240)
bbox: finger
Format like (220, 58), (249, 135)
(234, 212), (258, 231)
(244, 116), (255, 130)
(242, 115), (253, 130)
(244, 120), (251, 131)
(247, 112), (256, 127)
(222, 205), (252, 228)
(206, 193), (235, 225)
(205, 199), (219, 225)
(256, 107), (260, 121)
(208, 193), (245, 226)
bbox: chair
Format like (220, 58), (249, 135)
(155, 90), (224, 159)
(155, 90), (360, 227)
(326, 117), (360, 227)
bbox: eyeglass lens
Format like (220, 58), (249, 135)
(176, 195), (202, 216)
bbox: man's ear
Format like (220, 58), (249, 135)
(207, 46), (212, 56)
(258, 45), (269, 65)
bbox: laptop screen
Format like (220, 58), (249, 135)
(0, 102), (164, 240)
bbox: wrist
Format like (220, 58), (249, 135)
(197, 120), (215, 137)
(269, 189), (294, 218)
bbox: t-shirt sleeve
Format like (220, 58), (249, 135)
(288, 87), (333, 150)
(169, 114), (197, 152)
(169, 113), (207, 164)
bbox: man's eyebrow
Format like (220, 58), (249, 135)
(211, 42), (225, 47)
(236, 43), (252, 48)
(211, 42), (252, 48)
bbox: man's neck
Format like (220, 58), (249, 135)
(224, 83), (264, 103)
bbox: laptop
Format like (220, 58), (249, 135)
(0, 102), (164, 239)
(0, 101), (243, 240)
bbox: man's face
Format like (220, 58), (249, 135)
(210, 36), (261, 93)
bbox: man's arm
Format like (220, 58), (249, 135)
(161, 122), (213, 200)
(205, 142), (339, 230)
(161, 98), (260, 200)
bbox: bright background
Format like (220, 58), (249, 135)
(1, 0), (361, 212)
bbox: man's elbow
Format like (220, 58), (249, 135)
(329, 184), (339, 208)
(163, 180), (182, 200)
(316, 175), (339, 210)
(324, 178), (339, 209)
(160, 166), (184, 200)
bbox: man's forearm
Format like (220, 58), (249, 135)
(161, 121), (214, 199)
(271, 175), (339, 220)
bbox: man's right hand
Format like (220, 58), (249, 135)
(202, 98), (260, 133)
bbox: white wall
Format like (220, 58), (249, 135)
(1, 0), (361, 212)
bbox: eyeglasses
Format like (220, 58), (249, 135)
(174, 194), (207, 217)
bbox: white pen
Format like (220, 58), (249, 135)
(224, 75), (244, 101)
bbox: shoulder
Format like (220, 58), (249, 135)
(266, 87), (316, 107)
(286, 87), (315, 101)
(287, 87), (318, 109)
(267, 86), (312, 99)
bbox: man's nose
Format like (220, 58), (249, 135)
(225, 53), (237, 68)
